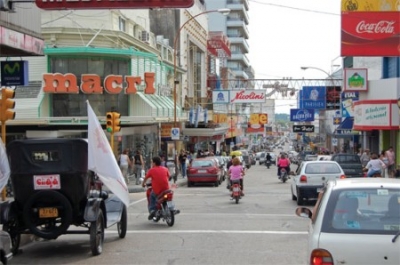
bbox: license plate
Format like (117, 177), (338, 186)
(198, 170), (207, 173)
(39, 207), (58, 218)
(233, 187), (241, 192)
(167, 201), (175, 209)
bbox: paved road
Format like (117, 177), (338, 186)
(12, 161), (311, 265)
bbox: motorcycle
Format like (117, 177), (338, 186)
(280, 168), (288, 183)
(230, 180), (242, 204)
(265, 160), (271, 169)
(146, 184), (180, 226)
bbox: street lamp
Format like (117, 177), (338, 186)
(173, 8), (230, 128)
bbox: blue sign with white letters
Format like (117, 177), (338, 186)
(302, 86), (326, 109)
(290, 109), (315, 122)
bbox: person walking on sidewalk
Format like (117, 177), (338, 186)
(134, 150), (144, 185)
(178, 150), (187, 178)
(118, 149), (132, 184)
(385, 146), (396, 178)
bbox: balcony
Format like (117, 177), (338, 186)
(230, 53), (250, 67)
(228, 37), (249, 53)
(226, 5), (249, 24)
(232, 69), (249, 79)
(227, 0), (249, 11)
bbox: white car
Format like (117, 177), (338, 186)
(290, 161), (346, 205)
(296, 178), (400, 265)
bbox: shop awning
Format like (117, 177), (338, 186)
(337, 117), (354, 130)
(335, 117), (359, 138)
(182, 125), (230, 137)
(131, 92), (184, 119)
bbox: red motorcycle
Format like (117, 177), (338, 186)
(146, 184), (179, 226)
(231, 180), (242, 204)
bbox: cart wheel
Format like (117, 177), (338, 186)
(3, 216), (20, 256)
(117, 205), (127, 239)
(164, 204), (175, 227)
(90, 209), (104, 256)
(23, 190), (73, 240)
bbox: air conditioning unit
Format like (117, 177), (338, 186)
(140, 31), (150, 42)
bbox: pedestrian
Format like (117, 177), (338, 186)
(380, 150), (389, 178)
(118, 148), (132, 184)
(133, 150), (144, 185)
(360, 149), (370, 168)
(385, 146), (395, 178)
(178, 149), (187, 178)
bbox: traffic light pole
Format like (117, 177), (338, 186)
(1, 121), (5, 201)
(110, 132), (114, 152)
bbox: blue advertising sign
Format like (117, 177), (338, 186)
(212, 91), (229, 104)
(290, 109), (315, 122)
(302, 86), (326, 109)
(298, 90), (304, 109)
(1, 60), (29, 86)
(341, 91), (359, 118)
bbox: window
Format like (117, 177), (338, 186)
(119, 17), (126, 32)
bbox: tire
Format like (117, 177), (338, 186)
(187, 181), (192, 187)
(215, 181), (219, 187)
(296, 188), (304, 206)
(90, 209), (105, 256)
(23, 190), (73, 240)
(235, 196), (239, 204)
(164, 204), (175, 227)
(117, 205), (127, 239)
(3, 213), (20, 256)
(291, 187), (296, 201)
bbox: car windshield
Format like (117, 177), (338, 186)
(192, 160), (213, 167)
(323, 188), (400, 234)
(305, 163), (342, 174)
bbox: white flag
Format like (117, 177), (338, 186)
(0, 138), (10, 192)
(87, 101), (129, 207)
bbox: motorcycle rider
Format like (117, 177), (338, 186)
(266, 153), (272, 166)
(226, 155), (236, 189)
(228, 157), (245, 196)
(141, 156), (170, 220)
(277, 154), (290, 179)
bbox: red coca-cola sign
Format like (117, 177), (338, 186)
(36, 0), (194, 10)
(341, 11), (400, 56)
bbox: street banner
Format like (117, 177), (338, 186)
(87, 101), (129, 207)
(301, 86), (326, 109)
(341, 0), (400, 56)
(290, 108), (315, 122)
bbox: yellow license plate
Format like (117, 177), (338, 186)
(39, 207), (58, 218)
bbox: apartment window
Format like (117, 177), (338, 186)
(119, 17), (126, 32)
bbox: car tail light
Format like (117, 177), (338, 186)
(310, 249), (333, 265)
(188, 168), (197, 174)
(208, 167), (218, 174)
(340, 175), (346, 179)
(300, 175), (307, 183)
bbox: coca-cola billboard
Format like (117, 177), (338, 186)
(341, 0), (400, 56)
(35, 0), (194, 10)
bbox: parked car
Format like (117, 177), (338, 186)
(187, 158), (222, 187)
(259, 152), (266, 165)
(331, 154), (364, 178)
(290, 161), (346, 205)
(317, 155), (332, 161)
(255, 152), (263, 161)
(304, 154), (318, 161)
(296, 178), (400, 265)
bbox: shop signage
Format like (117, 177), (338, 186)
(35, 0), (194, 9)
(1, 60), (29, 86)
(247, 113), (268, 134)
(341, 0), (400, 56)
(343, 68), (368, 91)
(341, 91), (359, 117)
(301, 86), (326, 109)
(353, 100), (399, 130)
(290, 109), (314, 122)
(0, 27), (44, 55)
(326, 86), (341, 110)
(42, 72), (156, 94)
(160, 123), (174, 138)
(293, 125), (314, 133)
(212, 90), (229, 104)
(336, 129), (353, 135)
(171, 128), (180, 140)
(230, 90), (266, 103)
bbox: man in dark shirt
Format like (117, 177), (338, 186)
(178, 150), (187, 178)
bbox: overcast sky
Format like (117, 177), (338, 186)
(247, 0), (341, 114)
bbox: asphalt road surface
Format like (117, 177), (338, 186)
(12, 160), (311, 265)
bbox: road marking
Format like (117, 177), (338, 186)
(126, 212), (297, 218)
(105, 230), (308, 235)
(129, 198), (147, 206)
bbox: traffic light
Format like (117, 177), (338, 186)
(0, 88), (15, 122)
(106, 112), (121, 133)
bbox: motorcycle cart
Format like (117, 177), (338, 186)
(1, 138), (127, 256)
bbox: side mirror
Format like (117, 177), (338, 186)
(295, 207), (312, 219)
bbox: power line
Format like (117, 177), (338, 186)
(249, 0), (340, 16)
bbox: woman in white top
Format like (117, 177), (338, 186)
(365, 153), (386, 177)
(119, 149), (132, 184)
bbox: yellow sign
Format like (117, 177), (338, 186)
(213, 113), (228, 124)
(342, 0), (400, 11)
(161, 123), (174, 137)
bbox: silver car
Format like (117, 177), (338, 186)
(296, 178), (400, 265)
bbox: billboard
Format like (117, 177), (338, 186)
(341, 0), (400, 56)
(301, 86), (326, 109)
(36, 0), (194, 9)
(229, 90), (266, 104)
(247, 113), (268, 134)
(290, 109), (315, 122)
(326, 86), (342, 110)
(341, 91), (359, 118)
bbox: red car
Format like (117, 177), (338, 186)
(187, 158), (222, 187)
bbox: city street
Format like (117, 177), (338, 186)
(12, 161), (311, 265)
